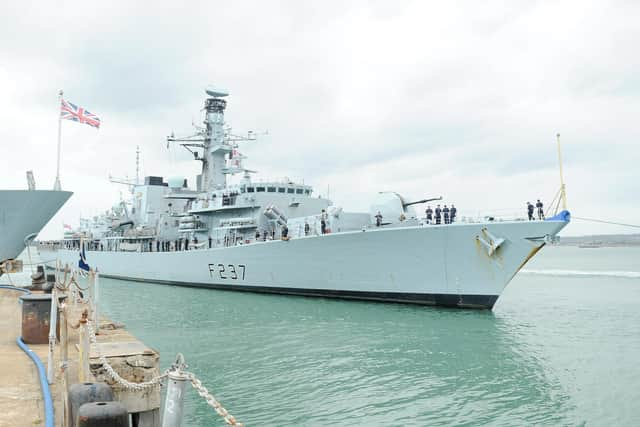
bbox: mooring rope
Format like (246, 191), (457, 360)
(572, 216), (640, 229)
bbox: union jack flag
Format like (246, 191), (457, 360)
(60, 98), (101, 129)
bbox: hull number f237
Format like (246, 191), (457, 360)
(208, 263), (246, 280)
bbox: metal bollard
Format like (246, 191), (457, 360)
(77, 401), (128, 427)
(68, 383), (114, 427)
(78, 310), (90, 382)
(162, 370), (188, 427)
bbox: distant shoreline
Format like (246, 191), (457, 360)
(557, 233), (640, 247)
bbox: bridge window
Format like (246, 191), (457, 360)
(256, 187), (265, 192)
(246, 187), (255, 193)
(278, 187), (285, 193)
(305, 190), (311, 195)
(267, 187), (276, 192)
(287, 188), (295, 194)
(296, 188), (303, 194)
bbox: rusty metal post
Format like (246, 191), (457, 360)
(78, 310), (90, 382)
(161, 371), (188, 427)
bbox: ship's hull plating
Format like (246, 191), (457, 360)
(1, 190), (72, 263)
(44, 219), (567, 309)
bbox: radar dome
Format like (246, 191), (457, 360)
(205, 86), (228, 98)
(167, 176), (186, 188)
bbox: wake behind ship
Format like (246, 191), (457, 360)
(40, 87), (570, 309)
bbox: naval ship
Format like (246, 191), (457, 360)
(40, 88), (570, 309)
(1, 176), (72, 267)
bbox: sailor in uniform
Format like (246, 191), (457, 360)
(527, 202), (534, 220)
(536, 199), (545, 220)
(375, 211), (383, 227)
(450, 205), (457, 223)
(435, 205), (442, 225)
(321, 209), (328, 234)
(304, 221), (310, 236)
(425, 206), (433, 224)
(443, 205), (450, 224)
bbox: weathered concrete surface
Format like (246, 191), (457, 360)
(1, 285), (161, 427)
(90, 341), (161, 413)
(0, 288), (57, 427)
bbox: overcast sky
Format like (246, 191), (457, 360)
(1, 0), (638, 238)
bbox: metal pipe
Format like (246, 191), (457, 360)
(162, 371), (188, 427)
(556, 133), (568, 210)
(93, 271), (99, 332)
(78, 311), (90, 382)
(54, 89), (63, 191)
(60, 303), (70, 427)
(47, 287), (58, 384)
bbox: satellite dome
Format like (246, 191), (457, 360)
(205, 86), (228, 98)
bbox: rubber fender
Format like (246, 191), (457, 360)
(77, 402), (128, 427)
(68, 383), (114, 427)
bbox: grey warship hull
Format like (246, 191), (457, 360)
(1, 190), (72, 263)
(43, 217), (567, 309)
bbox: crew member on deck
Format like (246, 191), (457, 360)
(527, 202), (534, 220)
(443, 205), (450, 224)
(536, 199), (545, 220)
(425, 206), (433, 224)
(435, 205), (442, 225)
(450, 205), (457, 223)
(282, 224), (289, 240)
(375, 211), (383, 227)
(304, 221), (310, 236)
(208, 236), (212, 248)
(255, 230), (261, 240)
(321, 209), (328, 234)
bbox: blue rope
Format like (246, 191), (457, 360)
(1, 285), (55, 427)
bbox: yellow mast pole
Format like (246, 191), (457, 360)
(556, 133), (567, 210)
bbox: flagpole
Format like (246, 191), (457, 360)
(54, 89), (63, 191)
(556, 133), (568, 210)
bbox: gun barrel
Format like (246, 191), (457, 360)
(403, 196), (443, 207)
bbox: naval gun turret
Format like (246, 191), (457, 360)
(369, 192), (422, 225)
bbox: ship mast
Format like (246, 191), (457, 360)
(556, 133), (568, 210)
(167, 87), (258, 192)
(202, 89), (231, 191)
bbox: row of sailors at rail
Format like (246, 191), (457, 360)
(374, 204), (458, 227)
(425, 204), (457, 224)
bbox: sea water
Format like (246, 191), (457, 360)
(99, 246), (640, 426)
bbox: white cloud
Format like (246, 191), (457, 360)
(1, 0), (638, 238)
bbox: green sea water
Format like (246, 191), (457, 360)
(99, 246), (640, 426)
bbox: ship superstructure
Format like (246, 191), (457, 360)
(40, 88), (570, 309)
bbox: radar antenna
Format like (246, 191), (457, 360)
(165, 87), (263, 191)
